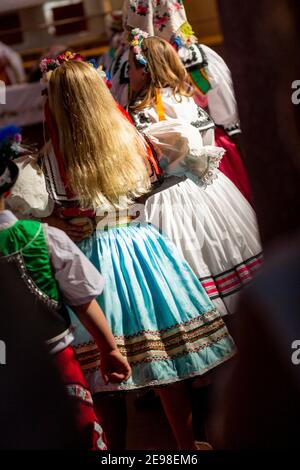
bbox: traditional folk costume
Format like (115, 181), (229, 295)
(99, 10), (126, 80)
(130, 87), (263, 317)
(42, 135), (235, 395)
(110, 0), (251, 202)
(39, 56), (235, 395)
(0, 128), (106, 450)
(0, 212), (107, 450)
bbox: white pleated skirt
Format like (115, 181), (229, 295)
(145, 172), (262, 315)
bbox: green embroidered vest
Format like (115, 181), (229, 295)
(0, 220), (70, 344)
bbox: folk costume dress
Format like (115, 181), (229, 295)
(41, 120), (235, 394)
(110, 0), (251, 202)
(130, 87), (262, 316)
(0, 210), (107, 450)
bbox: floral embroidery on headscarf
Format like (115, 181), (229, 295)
(126, 0), (187, 40)
(129, 1), (184, 19)
(173, 1), (183, 11)
(130, 0), (150, 16)
(153, 13), (170, 32)
(153, 1), (185, 32)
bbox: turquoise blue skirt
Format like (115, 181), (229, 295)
(71, 223), (235, 393)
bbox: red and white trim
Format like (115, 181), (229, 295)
(53, 345), (107, 450)
(201, 253), (263, 300)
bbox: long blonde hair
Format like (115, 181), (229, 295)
(46, 60), (150, 209)
(131, 36), (194, 112)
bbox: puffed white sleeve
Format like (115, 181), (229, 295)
(201, 44), (241, 136)
(145, 120), (224, 187)
(5, 156), (54, 219)
(45, 225), (105, 306)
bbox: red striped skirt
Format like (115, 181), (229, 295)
(53, 345), (107, 450)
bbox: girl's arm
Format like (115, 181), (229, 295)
(46, 225), (131, 384)
(73, 299), (131, 384)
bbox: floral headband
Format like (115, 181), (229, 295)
(170, 22), (198, 51)
(129, 28), (149, 68)
(40, 50), (84, 74)
(40, 51), (111, 92)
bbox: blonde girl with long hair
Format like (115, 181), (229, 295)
(39, 55), (235, 450)
(128, 33), (262, 319)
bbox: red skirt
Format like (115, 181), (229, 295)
(215, 127), (253, 205)
(53, 345), (107, 450)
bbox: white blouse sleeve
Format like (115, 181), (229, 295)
(201, 44), (241, 135)
(145, 120), (224, 187)
(45, 225), (105, 306)
(6, 156), (54, 219)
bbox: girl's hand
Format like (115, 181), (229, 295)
(73, 300), (130, 385)
(43, 215), (92, 242)
(100, 349), (132, 385)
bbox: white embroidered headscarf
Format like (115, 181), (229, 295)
(124, 0), (187, 41)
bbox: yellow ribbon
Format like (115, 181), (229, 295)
(155, 89), (166, 122)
